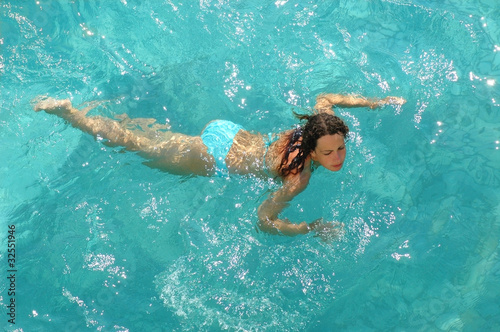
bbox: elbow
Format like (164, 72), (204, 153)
(257, 220), (278, 235)
(257, 210), (279, 235)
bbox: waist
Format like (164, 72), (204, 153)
(225, 131), (274, 177)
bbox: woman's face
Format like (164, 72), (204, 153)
(310, 134), (346, 172)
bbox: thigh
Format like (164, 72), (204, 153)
(142, 135), (216, 176)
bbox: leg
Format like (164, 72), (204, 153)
(33, 97), (215, 176)
(34, 97), (154, 151)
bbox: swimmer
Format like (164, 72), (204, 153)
(33, 93), (406, 238)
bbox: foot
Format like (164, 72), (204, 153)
(33, 97), (73, 115)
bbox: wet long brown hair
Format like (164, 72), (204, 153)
(278, 112), (349, 177)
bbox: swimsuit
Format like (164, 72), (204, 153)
(201, 120), (244, 175)
(201, 120), (279, 176)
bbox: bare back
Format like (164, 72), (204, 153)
(225, 129), (298, 178)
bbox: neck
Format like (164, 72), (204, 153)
(303, 156), (313, 173)
(307, 155), (322, 172)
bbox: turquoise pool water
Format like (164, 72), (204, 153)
(1, 0), (499, 330)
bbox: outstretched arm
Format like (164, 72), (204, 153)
(257, 174), (320, 236)
(314, 93), (406, 114)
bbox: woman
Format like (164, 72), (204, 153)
(33, 93), (405, 237)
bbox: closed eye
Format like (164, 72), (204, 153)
(323, 146), (345, 155)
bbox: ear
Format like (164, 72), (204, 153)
(310, 149), (317, 161)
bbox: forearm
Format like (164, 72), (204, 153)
(314, 93), (378, 112)
(257, 202), (319, 236)
(256, 171), (315, 236)
(314, 93), (406, 112)
(258, 217), (311, 236)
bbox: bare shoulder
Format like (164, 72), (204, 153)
(282, 169), (311, 194)
(264, 129), (295, 173)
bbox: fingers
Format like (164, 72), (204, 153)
(370, 96), (406, 110)
(384, 96), (407, 105)
(31, 95), (51, 112)
(312, 221), (345, 242)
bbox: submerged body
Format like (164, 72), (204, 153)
(34, 93), (405, 238)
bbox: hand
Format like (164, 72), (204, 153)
(309, 219), (345, 242)
(379, 96), (406, 106)
(369, 96), (406, 109)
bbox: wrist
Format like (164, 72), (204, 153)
(303, 221), (320, 234)
(369, 100), (381, 109)
(299, 222), (311, 234)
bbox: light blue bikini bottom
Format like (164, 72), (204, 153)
(201, 120), (244, 175)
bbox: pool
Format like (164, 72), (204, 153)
(1, 0), (499, 330)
